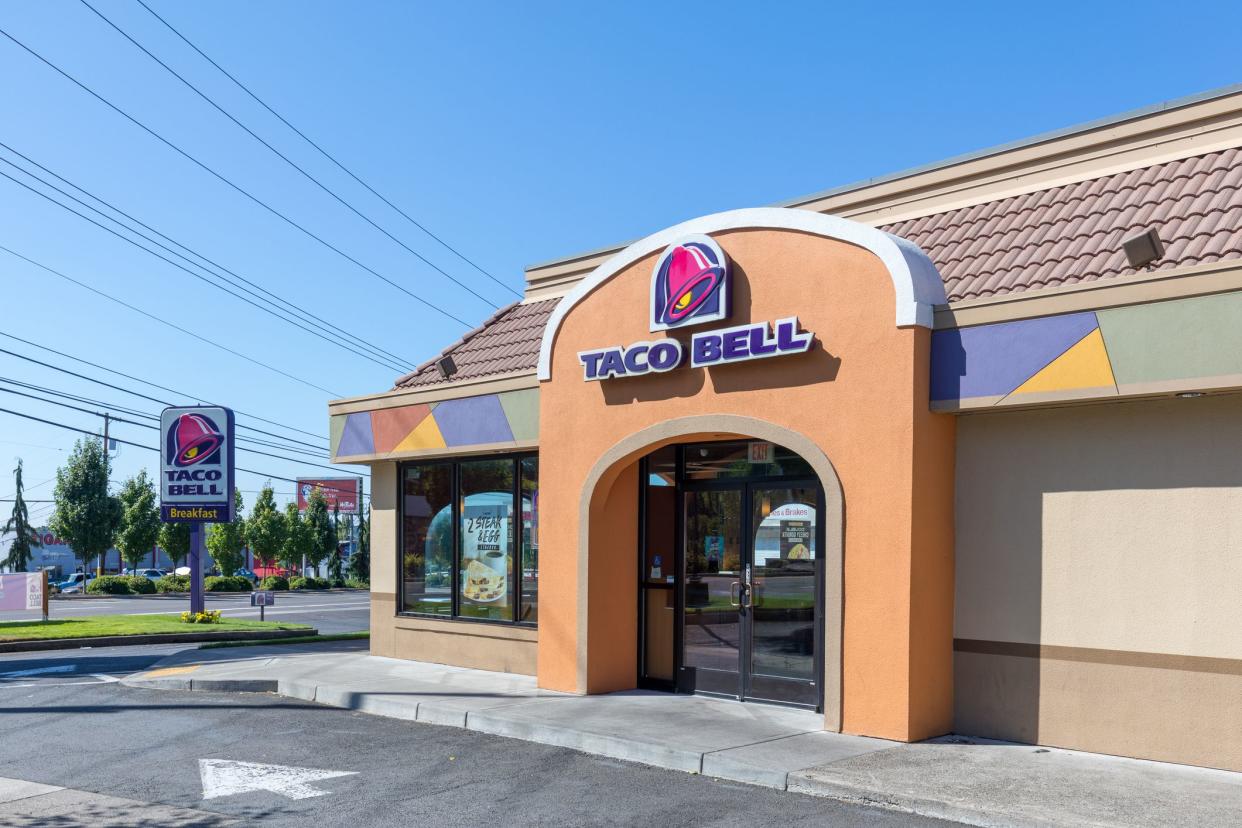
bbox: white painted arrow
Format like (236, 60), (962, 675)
(199, 759), (357, 800)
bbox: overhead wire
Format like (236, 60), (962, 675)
(0, 162), (410, 375)
(134, 0), (521, 301)
(0, 329), (327, 447)
(0, 243), (341, 396)
(0, 140), (415, 372)
(80, 0), (508, 309)
(0, 405), (303, 484)
(0, 25), (476, 328)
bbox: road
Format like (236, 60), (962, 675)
(0, 644), (958, 827)
(1, 590), (370, 635)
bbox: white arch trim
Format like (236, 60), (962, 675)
(536, 207), (945, 380)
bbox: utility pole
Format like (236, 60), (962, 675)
(99, 412), (109, 578)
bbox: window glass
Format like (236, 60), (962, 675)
(520, 456), (538, 623)
(682, 441), (813, 480)
(401, 463), (452, 615)
(458, 459), (515, 621)
(643, 446), (676, 584)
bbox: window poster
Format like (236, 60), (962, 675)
(462, 501), (511, 606)
(754, 503), (816, 565)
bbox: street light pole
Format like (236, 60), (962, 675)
(100, 412), (109, 578)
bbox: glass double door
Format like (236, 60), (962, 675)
(679, 482), (822, 708)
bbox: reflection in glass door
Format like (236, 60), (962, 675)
(748, 486), (820, 706)
(680, 488), (744, 697)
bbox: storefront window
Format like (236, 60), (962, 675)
(520, 456), (539, 623)
(401, 463), (452, 616)
(682, 441), (813, 481)
(399, 453), (536, 625)
(458, 459), (515, 621)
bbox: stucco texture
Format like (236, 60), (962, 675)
(537, 227), (956, 742)
(954, 395), (1242, 769)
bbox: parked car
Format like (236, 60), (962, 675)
(234, 568), (260, 585)
(127, 568), (165, 582)
(56, 572), (95, 593)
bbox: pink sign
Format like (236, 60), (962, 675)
(0, 573), (42, 612)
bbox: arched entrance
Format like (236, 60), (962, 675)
(577, 415), (844, 730)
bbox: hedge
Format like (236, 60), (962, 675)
(205, 575), (253, 593)
(259, 575), (289, 591)
(86, 575), (132, 595)
(126, 575), (156, 595)
(155, 574), (191, 593)
(290, 576), (331, 591)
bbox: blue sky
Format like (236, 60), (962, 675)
(0, 0), (1239, 523)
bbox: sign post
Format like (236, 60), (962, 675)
(41, 570), (48, 622)
(160, 406), (235, 619)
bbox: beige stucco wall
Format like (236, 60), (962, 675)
(954, 394), (1242, 770)
(367, 461), (538, 675)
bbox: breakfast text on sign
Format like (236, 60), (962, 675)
(578, 317), (814, 381)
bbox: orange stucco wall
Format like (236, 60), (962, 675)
(537, 227), (956, 741)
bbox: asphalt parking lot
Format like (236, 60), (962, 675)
(0, 647), (955, 827)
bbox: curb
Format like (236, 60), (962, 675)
(785, 774), (1002, 828)
(0, 628), (319, 653)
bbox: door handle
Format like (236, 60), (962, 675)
(729, 581), (741, 607)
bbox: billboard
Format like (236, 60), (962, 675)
(160, 406), (236, 523)
(297, 477), (363, 514)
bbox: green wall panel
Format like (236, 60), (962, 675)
(1098, 291), (1242, 386)
(498, 387), (540, 441)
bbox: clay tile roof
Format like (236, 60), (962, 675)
(885, 146), (1242, 302)
(393, 298), (558, 389)
(397, 147), (1242, 389)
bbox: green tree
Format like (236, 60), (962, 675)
(206, 489), (246, 575)
(159, 521), (191, 569)
(115, 471), (160, 574)
(347, 505), (369, 582)
(280, 502), (311, 573)
(304, 488), (335, 576)
(247, 485), (285, 571)
(50, 438), (121, 576)
(2, 460), (42, 572)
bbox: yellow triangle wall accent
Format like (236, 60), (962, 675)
(393, 413), (446, 451)
(1013, 328), (1115, 394)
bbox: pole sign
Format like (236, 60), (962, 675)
(160, 406), (235, 523)
(577, 235), (815, 381)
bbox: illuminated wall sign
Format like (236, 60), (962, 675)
(160, 406), (235, 523)
(577, 235), (815, 381)
(578, 318), (813, 381)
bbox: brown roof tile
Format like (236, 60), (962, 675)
(397, 147), (1242, 389)
(887, 147), (1242, 302)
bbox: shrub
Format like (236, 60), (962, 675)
(86, 575), (132, 595)
(330, 577), (346, 589)
(259, 575), (288, 591)
(291, 576), (331, 590)
(205, 575), (253, 593)
(126, 575), (156, 595)
(155, 574), (191, 593)
(344, 578), (369, 590)
(179, 609), (222, 624)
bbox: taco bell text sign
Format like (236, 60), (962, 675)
(160, 406), (235, 523)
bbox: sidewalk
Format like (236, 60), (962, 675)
(123, 644), (1242, 827)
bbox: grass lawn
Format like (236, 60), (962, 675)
(0, 614), (310, 642)
(199, 631), (369, 650)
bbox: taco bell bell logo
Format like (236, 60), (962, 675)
(650, 235), (730, 332)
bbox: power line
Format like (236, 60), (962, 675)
(0, 375), (330, 457)
(0, 162), (409, 375)
(0, 139), (415, 372)
(0, 381), (356, 475)
(80, 0), (507, 309)
(134, 0), (521, 301)
(0, 243), (340, 396)
(0, 329), (326, 447)
(0, 405), (304, 484)
(0, 25), (475, 328)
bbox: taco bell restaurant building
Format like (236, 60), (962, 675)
(328, 88), (1242, 773)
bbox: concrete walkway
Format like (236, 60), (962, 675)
(123, 644), (1242, 827)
